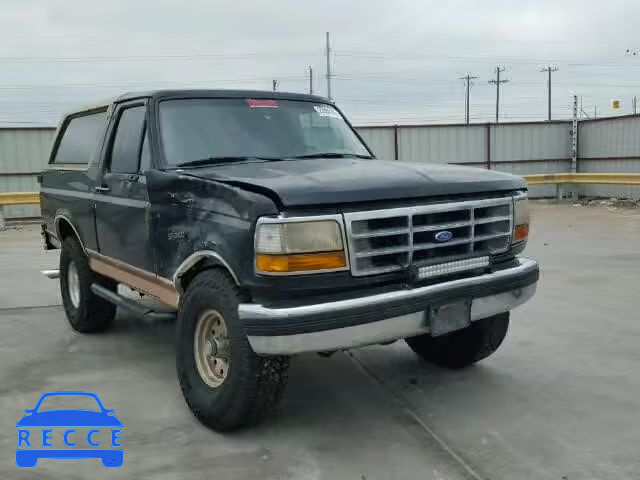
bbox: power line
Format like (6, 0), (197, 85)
(333, 50), (640, 67)
(488, 66), (509, 123)
(540, 65), (559, 121)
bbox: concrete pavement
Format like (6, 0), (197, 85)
(1, 203), (639, 479)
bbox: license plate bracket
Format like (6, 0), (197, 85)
(428, 300), (471, 336)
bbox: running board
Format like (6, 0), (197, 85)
(41, 269), (60, 279)
(90, 283), (177, 322)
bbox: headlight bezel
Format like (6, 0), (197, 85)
(254, 214), (350, 275)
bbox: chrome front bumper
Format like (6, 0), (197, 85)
(241, 257), (539, 355)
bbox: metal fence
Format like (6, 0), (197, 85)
(0, 127), (55, 219)
(577, 115), (640, 198)
(1, 115), (640, 220)
(356, 121), (572, 198)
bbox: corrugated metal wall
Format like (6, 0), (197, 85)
(1, 117), (640, 220)
(397, 125), (486, 164)
(578, 116), (640, 198)
(356, 121), (573, 198)
(489, 122), (572, 198)
(356, 126), (395, 160)
(0, 128), (55, 218)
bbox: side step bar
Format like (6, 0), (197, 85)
(91, 284), (176, 322)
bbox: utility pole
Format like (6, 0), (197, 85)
(325, 32), (332, 100)
(540, 65), (558, 121)
(488, 66), (508, 123)
(633, 96), (637, 115)
(460, 73), (478, 124)
(272, 79), (278, 91)
(570, 95), (578, 200)
(594, 106), (597, 118)
(308, 66), (313, 94)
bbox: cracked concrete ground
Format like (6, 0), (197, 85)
(1, 203), (639, 479)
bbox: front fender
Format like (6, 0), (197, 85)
(146, 170), (278, 288)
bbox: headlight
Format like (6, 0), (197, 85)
(513, 193), (529, 244)
(255, 218), (348, 274)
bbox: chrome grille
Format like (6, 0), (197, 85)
(345, 197), (513, 276)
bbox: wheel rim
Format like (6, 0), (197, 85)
(67, 261), (81, 308)
(194, 309), (230, 388)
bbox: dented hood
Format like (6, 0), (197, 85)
(180, 158), (526, 207)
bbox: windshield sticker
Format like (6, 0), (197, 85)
(246, 99), (278, 108)
(313, 105), (341, 118)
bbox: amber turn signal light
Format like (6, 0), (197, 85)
(256, 251), (347, 273)
(514, 224), (529, 242)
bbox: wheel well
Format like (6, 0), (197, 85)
(177, 259), (240, 293)
(57, 218), (77, 241)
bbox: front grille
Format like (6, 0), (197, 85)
(344, 197), (513, 276)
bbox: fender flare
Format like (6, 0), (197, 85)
(54, 214), (87, 254)
(172, 250), (240, 293)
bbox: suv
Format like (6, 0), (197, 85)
(40, 90), (539, 431)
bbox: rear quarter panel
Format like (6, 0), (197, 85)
(41, 165), (100, 250)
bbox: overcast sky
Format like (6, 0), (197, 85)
(1, 0), (638, 126)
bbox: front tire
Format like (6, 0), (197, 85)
(60, 237), (116, 333)
(405, 312), (510, 369)
(176, 269), (290, 431)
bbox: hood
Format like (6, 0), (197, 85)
(180, 158), (526, 207)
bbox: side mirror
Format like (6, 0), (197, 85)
(24, 409), (33, 414)
(105, 409), (115, 415)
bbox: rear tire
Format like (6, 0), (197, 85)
(176, 269), (290, 431)
(60, 237), (116, 333)
(405, 312), (510, 369)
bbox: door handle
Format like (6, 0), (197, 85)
(94, 186), (110, 194)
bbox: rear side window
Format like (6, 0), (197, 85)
(53, 110), (106, 164)
(109, 105), (146, 174)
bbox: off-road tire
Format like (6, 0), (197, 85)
(60, 237), (117, 332)
(176, 269), (290, 431)
(405, 312), (510, 369)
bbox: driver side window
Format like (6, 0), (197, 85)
(109, 105), (146, 174)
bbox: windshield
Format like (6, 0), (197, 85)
(36, 394), (102, 412)
(158, 98), (371, 166)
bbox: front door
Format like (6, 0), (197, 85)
(94, 102), (154, 272)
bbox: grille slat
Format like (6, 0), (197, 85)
(473, 215), (511, 225)
(413, 237), (474, 251)
(412, 221), (472, 232)
(351, 227), (410, 239)
(355, 245), (411, 258)
(474, 232), (511, 241)
(345, 197), (513, 276)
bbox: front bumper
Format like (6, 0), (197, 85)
(240, 257), (539, 355)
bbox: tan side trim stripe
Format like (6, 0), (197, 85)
(87, 249), (179, 309)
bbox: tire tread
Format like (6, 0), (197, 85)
(60, 237), (116, 333)
(405, 313), (509, 369)
(177, 268), (289, 431)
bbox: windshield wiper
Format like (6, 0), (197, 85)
(175, 156), (279, 168)
(290, 152), (373, 159)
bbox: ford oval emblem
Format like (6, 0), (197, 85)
(434, 230), (453, 243)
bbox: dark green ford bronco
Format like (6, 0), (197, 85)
(40, 89), (538, 430)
